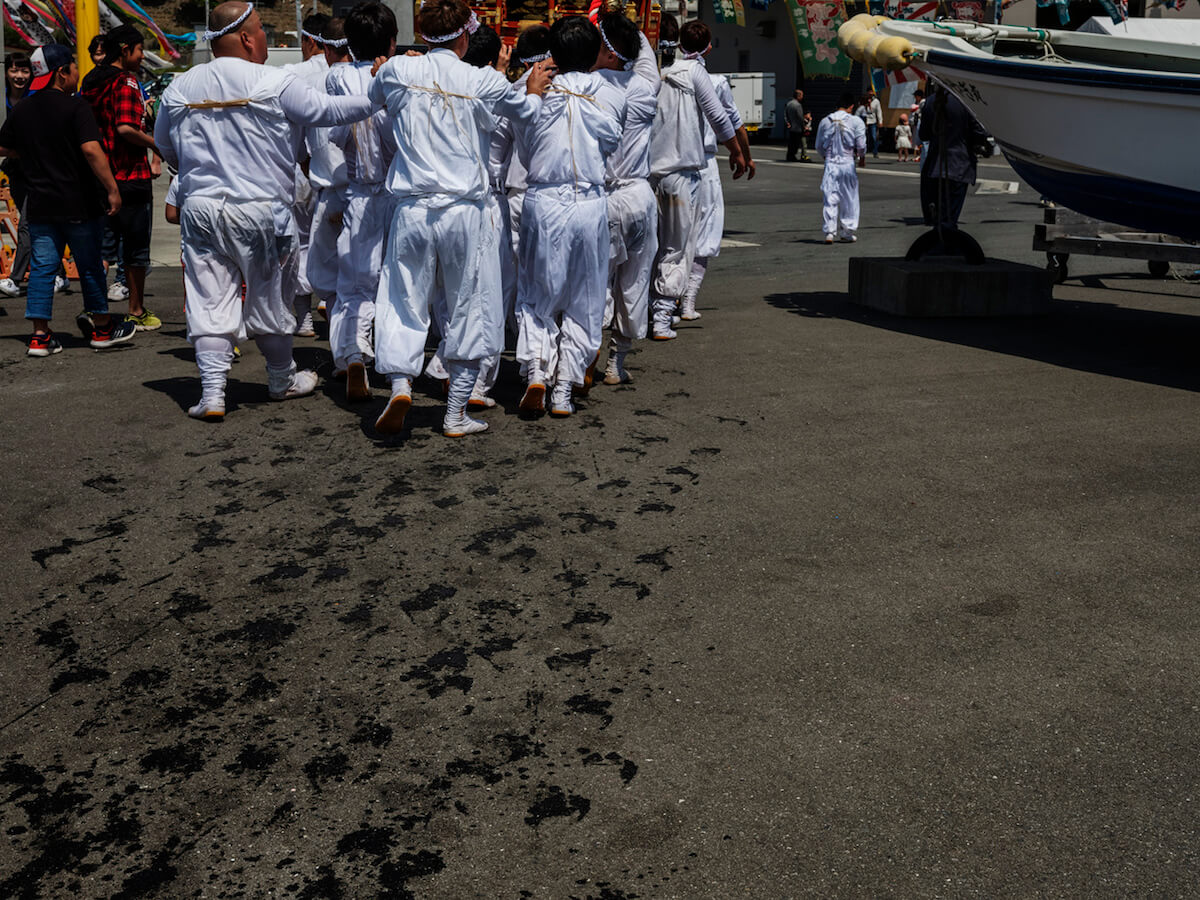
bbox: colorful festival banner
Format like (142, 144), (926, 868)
(731, 0), (746, 24)
(784, 0), (853, 78)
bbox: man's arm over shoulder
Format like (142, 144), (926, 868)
(488, 65), (543, 127)
(280, 73), (374, 128)
(631, 32), (661, 94)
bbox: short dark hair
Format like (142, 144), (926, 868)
(463, 24), (502, 68)
(88, 34), (105, 55)
(514, 22), (550, 62)
(322, 17), (345, 42)
(418, 0), (470, 46)
(838, 90), (856, 108)
(597, 12), (638, 62)
(302, 12), (330, 36)
(102, 25), (144, 63)
(345, 1), (397, 61)
(4, 52), (31, 72)
(549, 15), (599, 73)
(679, 20), (710, 54)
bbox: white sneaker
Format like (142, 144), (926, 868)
(107, 282), (129, 301)
(468, 390), (496, 410)
(681, 296), (702, 321)
(375, 379), (412, 435)
(824, 234), (835, 244)
(549, 382), (574, 417)
(839, 234), (857, 243)
(652, 324), (677, 341)
(54, 275), (70, 294)
(424, 355), (449, 381)
(188, 397), (226, 421)
(519, 372), (547, 415)
(0, 277), (20, 297)
(603, 353), (631, 385)
(269, 369), (319, 401)
(294, 312), (316, 337)
(443, 411), (489, 437)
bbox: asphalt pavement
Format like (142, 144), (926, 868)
(2, 149), (1199, 898)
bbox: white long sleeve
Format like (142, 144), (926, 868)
(692, 65), (734, 144)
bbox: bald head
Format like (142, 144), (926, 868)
(209, 1), (267, 63)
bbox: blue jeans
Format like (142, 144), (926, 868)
(26, 218), (109, 322)
(867, 123), (878, 155)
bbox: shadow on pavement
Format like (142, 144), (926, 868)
(764, 289), (1200, 392)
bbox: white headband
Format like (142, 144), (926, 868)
(301, 29), (326, 44)
(658, 39), (677, 48)
(519, 50), (549, 65)
(324, 37), (348, 48)
(599, 24), (630, 65)
(420, 9), (479, 45)
(682, 43), (711, 60)
(202, 3), (254, 43)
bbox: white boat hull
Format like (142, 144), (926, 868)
(851, 20), (1200, 238)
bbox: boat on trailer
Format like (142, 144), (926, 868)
(838, 15), (1200, 241)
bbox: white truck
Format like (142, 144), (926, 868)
(721, 72), (776, 139)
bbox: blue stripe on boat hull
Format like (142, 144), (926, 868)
(1002, 152), (1200, 241)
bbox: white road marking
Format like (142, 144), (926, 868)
(975, 180), (1020, 194)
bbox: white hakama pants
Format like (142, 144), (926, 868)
(375, 197), (503, 380)
(292, 172), (315, 297)
(821, 161), (860, 238)
(181, 196), (297, 341)
(693, 155), (724, 260)
(650, 168), (702, 301)
(516, 184), (609, 387)
(307, 186), (346, 302)
(331, 183), (388, 368)
(606, 179), (656, 342)
(506, 188), (525, 259)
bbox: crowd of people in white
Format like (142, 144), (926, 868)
(154, 0), (755, 436)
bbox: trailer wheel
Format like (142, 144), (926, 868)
(1046, 253), (1069, 284)
(1148, 260), (1170, 278)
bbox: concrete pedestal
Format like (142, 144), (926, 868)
(848, 257), (1052, 317)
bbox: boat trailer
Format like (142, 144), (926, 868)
(1034, 206), (1200, 285)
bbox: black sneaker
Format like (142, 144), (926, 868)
(27, 332), (62, 357)
(90, 318), (136, 349)
(75, 310), (95, 340)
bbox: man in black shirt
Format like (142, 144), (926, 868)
(0, 43), (135, 356)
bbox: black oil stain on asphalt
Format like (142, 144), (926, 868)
(1, 403), (731, 896)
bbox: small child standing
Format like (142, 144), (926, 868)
(895, 113), (913, 163)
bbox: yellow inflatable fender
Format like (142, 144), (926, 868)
(862, 33), (888, 65)
(837, 18), (866, 50)
(872, 35), (914, 70)
(844, 28), (875, 62)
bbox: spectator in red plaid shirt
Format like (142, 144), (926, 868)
(80, 24), (163, 331)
